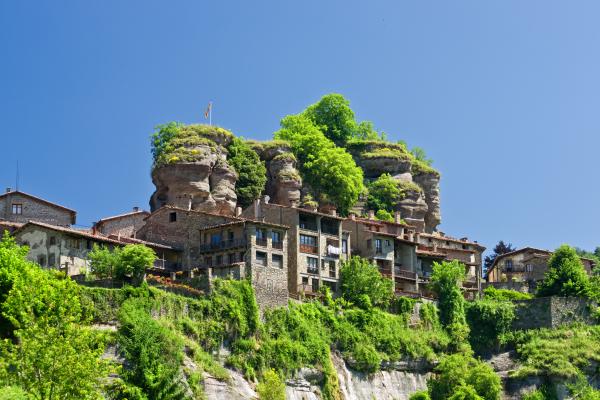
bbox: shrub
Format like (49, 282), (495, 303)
(256, 369), (285, 400)
(428, 353), (501, 400)
(483, 286), (532, 301)
(115, 244), (156, 283)
(466, 299), (515, 354)
(375, 209), (394, 222)
(227, 137), (267, 208)
(410, 391), (431, 400)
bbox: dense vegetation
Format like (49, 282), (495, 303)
(226, 137), (267, 208)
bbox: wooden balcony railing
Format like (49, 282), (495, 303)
(300, 244), (318, 254)
(255, 238), (268, 247)
(199, 238), (247, 252)
(272, 241), (283, 250)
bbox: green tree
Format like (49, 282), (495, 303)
(537, 245), (590, 298)
(151, 122), (182, 164)
(430, 261), (469, 344)
(466, 300), (515, 354)
(367, 173), (401, 213)
(256, 369), (285, 400)
(115, 244), (156, 283)
(0, 241), (109, 399)
(88, 244), (119, 279)
(375, 209), (394, 222)
(0, 386), (28, 400)
(339, 257), (393, 308)
(275, 114), (363, 214)
(411, 147), (433, 166)
(303, 93), (358, 145)
(227, 137), (267, 208)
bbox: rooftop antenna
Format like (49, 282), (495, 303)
(15, 160), (19, 191)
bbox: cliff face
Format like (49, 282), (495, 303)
(150, 128), (441, 231)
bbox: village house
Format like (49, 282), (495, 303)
(136, 205), (290, 307)
(93, 207), (150, 238)
(486, 247), (596, 289)
(0, 189), (76, 227)
(241, 199), (349, 297)
(13, 221), (179, 277)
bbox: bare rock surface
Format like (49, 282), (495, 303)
(413, 172), (441, 233)
(397, 189), (429, 232)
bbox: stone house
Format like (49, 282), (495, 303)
(197, 220), (290, 308)
(0, 189), (76, 226)
(13, 221), (179, 277)
(241, 199), (349, 297)
(486, 247), (596, 287)
(416, 232), (485, 297)
(93, 207), (150, 238)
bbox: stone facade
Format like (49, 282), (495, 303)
(93, 209), (150, 238)
(486, 247), (597, 285)
(512, 297), (597, 330)
(0, 190), (76, 226)
(13, 221), (124, 276)
(241, 200), (348, 297)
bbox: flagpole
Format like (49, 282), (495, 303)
(209, 102), (212, 126)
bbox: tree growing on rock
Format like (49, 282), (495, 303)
(339, 256), (393, 309)
(227, 137), (267, 208)
(537, 244), (590, 298)
(366, 173), (401, 214)
(483, 241), (515, 275)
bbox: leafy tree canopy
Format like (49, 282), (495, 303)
(339, 256), (393, 309)
(227, 137), (267, 208)
(537, 245), (590, 298)
(88, 244), (155, 284)
(275, 114), (364, 214)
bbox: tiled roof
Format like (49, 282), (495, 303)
(144, 205), (244, 222)
(416, 249), (447, 258)
(17, 221), (124, 245)
(95, 210), (150, 225)
(106, 235), (180, 251)
(419, 232), (485, 249)
(256, 202), (345, 220)
(199, 218), (289, 231)
(0, 191), (76, 214)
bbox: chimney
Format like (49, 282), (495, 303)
(330, 208), (337, 217)
(91, 223), (97, 235)
(368, 210), (375, 220)
(235, 206), (242, 217)
(133, 206), (140, 212)
(394, 211), (402, 224)
(5, 187), (11, 193)
(349, 213), (356, 220)
(263, 195), (270, 204)
(253, 198), (261, 219)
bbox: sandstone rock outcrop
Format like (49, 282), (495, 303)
(249, 141), (302, 207)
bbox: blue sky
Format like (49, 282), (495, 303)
(1, 1), (599, 254)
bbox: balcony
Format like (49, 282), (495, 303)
(326, 244), (340, 258)
(307, 267), (319, 275)
(272, 241), (283, 250)
(199, 238), (247, 252)
(255, 237), (268, 247)
(300, 244), (318, 254)
(394, 268), (417, 281)
(378, 266), (392, 277)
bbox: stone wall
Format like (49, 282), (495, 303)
(0, 192), (74, 226)
(512, 297), (596, 330)
(96, 212), (149, 238)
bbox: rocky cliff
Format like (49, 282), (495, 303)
(150, 126), (441, 231)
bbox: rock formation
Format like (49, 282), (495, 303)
(149, 125), (441, 231)
(149, 125), (237, 215)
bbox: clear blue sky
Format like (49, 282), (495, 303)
(1, 1), (599, 255)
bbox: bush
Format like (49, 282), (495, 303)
(256, 369), (285, 400)
(483, 286), (532, 301)
(466, 299), (515, 354)
(410, 390), (431, 400)
(375, 209), (394, 222)
(428, 353), (501, 400)
(430, 261), (469, 345)
(227, 137), (267, 208)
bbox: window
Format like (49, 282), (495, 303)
(302, 276), (309, 285)
(48, 254), (55, 266)
(256, 251), (267, 266)
(329, 261), (336, 278)
(86, 240), (93, 250)
(227, 230), (234, 240)
(342, 239), (348, 254)
(311, 278), (319, 292)
(216, 255), (223, 265)
(272, 254), (283, 268)
(385, 240), (390, 247)
(205, 256), (213, 267)
(49, 236), (57, 246)
(11, 203), (22, 215)
(299, 234), (318, 254)
(37, 255), (46, 266)
(228, 253), (236, 264)
(169, 212), (177, 222)
(375, 239), (382, 254)
(256, 228), (267, 246)
(299, 213), (318, 231)
(526, 264), (533, 272)
(239, 251), (245, 262)
(272, 231), (281, 243)
(307, 257), (318, 274)
(68, 238), (80, 249)
(321, 218), (339, 235)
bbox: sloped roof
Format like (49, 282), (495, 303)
(0, 190), (76, 215)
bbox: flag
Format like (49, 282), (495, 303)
(204, 102), (212, 119)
